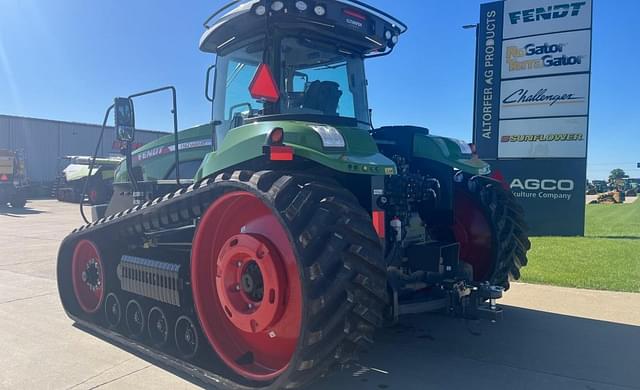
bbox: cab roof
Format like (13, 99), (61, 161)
(200, 0), (407, 56)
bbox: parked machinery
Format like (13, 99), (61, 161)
(54, 156), (123, 205)
(0, 149), (28, 208)
(57, 1), (530, 389)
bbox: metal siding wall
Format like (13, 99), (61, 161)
(7, 117), (59, 183)
(0, 117), (10, 149)
(0, 115), (166, 184)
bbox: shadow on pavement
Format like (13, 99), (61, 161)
(315, 306), (640, 390)
(0, 205), (46, 217)
(71, 304), (640, 390)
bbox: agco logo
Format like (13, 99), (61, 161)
(509, 2), (587, 25)
(506, 42), (584, 72)
(511, 179), (575, 191)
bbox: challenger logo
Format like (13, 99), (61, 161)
(502, 88), (584, 107)
(506, 42), (584, 72)
(501, 133), (584, 143)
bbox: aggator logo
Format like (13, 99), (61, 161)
(506, 42), (584, 72)
(509, 2), (587, 25)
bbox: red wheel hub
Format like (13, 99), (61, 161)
(192, 192), (302, 382)
(71, 239), (105, 314)
(216, 234), (286, 334)
(452, 189), (493, 281)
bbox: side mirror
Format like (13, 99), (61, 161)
(114, 97), (136, 142)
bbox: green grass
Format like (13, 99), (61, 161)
(519, 198), (640, 293)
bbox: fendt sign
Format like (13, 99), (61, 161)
(474, 0), (592, 236)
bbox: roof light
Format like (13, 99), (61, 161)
(271, 1), (284, 12)
(310, 125), (346, 149)
(295, 1), (308, 11)
(314, 5), (326, 16)
(255, 5), (267, 15)
(249, 64), (281, 103)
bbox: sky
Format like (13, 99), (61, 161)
(0, 0), (638, 180)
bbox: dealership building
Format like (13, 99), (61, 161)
(0, 114), (165, 185)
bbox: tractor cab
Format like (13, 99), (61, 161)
(201, 0), (407, 145)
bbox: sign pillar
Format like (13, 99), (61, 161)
(473, 0), (593, 236)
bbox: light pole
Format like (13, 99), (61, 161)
(463, 23), (479, 146)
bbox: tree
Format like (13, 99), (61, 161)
(609, 168), (628, 188)
(609, 168), (628, 181)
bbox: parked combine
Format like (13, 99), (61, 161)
(55, 156), (123, 205)
(57, 1), (530, 388)
(0, 149), (28, 208)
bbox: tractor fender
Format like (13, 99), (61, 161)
(196, 121), (397, 180)
(372, 126), (491, 176)
(413, 134), (491, 176)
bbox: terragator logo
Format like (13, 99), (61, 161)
(506, 42), (584, 72)
(509, 2), (587, 25)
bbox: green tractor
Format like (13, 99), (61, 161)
(57, 1), (530, 389)
(0, 149), (28, 208)
(55, 155), (123, 205)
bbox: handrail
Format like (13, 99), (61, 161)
(128, 86), (181, 187)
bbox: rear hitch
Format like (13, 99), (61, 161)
(448, 281), (504, 322)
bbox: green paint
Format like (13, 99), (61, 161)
(114, 123), (214, 183)
(413, 134), (491, 175)
(196, 121), (397, 180)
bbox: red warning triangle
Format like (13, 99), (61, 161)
(249, 64), (280, 103)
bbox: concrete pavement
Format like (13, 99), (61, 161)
(1, 200), (639, 390)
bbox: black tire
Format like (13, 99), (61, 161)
(10, 193), (26, 209)
(456, 177), (530, 290)
(200, 171), (387, 389)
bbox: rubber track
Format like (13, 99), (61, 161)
(58, 170), (387, 390)
(459, 178), (531, 290)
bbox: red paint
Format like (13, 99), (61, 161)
(191, 191), (302, 382)
(269, 146), (294, 161)
(490, 170), (510, 191)
(344, 8), (367, 20)
(71, 240), (105, 314)
(372, 210), (385, 238)
(452, 190), (493, 281)
(249, 64), (280, 103)
(215, 234), (286, 334)
(0, 174), (8, 181)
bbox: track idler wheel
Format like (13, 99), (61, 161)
(147, 306), (170, 348)
(104, 293), (122, 329)
(174, 315), (200, 360)
(125, 299), (145, 338)
(71, 240), (105, 314)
